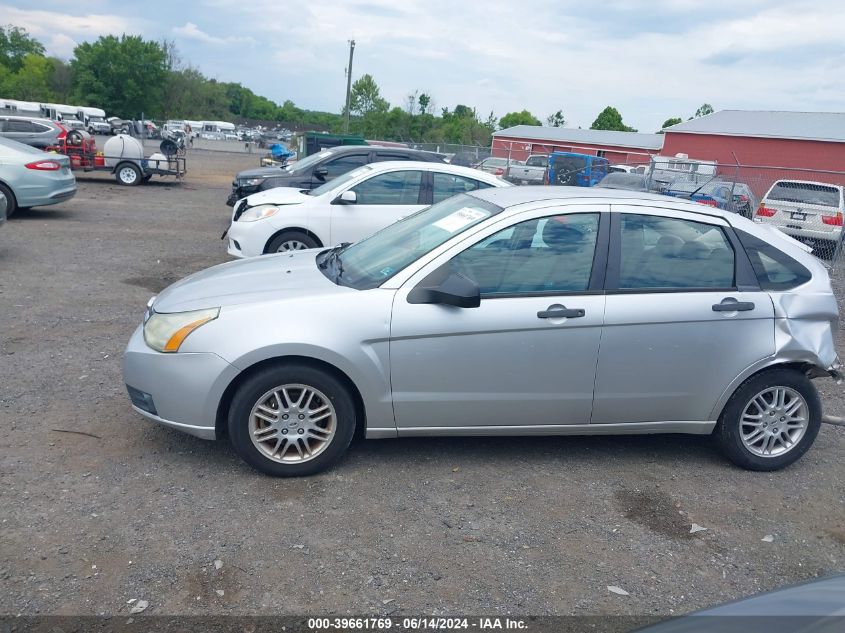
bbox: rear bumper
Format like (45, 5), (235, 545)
(16, 181), (77, 208)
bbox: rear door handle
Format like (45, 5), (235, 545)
(712, 299), (755, 312)
(537, 305), (585, 319)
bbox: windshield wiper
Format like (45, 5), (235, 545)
(318, 242), (351, 280)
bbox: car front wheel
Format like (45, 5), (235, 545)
(716, 368), (821, 471)
(228, 364), (357, 477)
(266, 230), (319, 253)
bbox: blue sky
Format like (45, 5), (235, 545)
(4, 0), (844, 133)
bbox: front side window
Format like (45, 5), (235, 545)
(323, 154), (368, 178)
(619, 214), (735, 290)
(432, 173), (493, 204)
(447, 213), (600, 295)
(351, 170), (423, 205)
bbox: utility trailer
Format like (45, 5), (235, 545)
(49, 131), (186, 185)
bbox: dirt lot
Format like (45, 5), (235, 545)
(0, 149), (843, 619)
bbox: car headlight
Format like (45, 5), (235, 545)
(143, 307), (220, 353)
(240, 177), (265, 187)
(237, 205), (279, 222)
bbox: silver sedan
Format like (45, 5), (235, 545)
(0, 136), (76, 217)
(123, 187), (841, 476)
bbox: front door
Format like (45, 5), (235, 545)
(389, 209), (608, 431)
(331, 169), (426, 244)
(591, 208), (775, 424)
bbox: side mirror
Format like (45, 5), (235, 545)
(314, 166), (329, 180)
(408, 272), (480, 308)
(334, 190), (357, 205)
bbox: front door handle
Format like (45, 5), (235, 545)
(537, 305), (585, 319)
(712, 298), (755, 312)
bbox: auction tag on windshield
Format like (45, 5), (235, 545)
(433, 207), (489, 233)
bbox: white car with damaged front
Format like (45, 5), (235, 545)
(225, 161), (508, 257)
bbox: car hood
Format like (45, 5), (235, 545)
(244, 186), (312, 207)
(237, 166), (292, 180)
(152, 250), (349, 313)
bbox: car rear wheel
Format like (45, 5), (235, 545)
(0, 183), (15, 218)
(116, 162), (142, 186)
(228, 364), (357, 477)
(716, 368), (821, 471)
(266, 230), (318, 253)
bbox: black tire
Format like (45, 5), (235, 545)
(716, 368), (821, 471)
(265, 230), (319, 253)
(0, 182), (16, 218)
(115, 162), (142, 186)
(228, 363), (357, 477)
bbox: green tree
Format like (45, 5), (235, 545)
(72, 35), (169, 118)
(7, 53), (54, 100)
(0, 25), (45, 72)
(498, 110), (541, 129)
(48, 58), (73, 101)
(417, 92), (431, 115)
(694, 103), (714, 118)
(590, 106), (637, 132)
(547, 110), (566, 127)
(349, 74), (388, 116)
(660, 117), (682, 129)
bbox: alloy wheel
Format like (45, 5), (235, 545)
(740, 386), (808, 457)
(248, 383), (337, 463)
(276, 240), (309, 252)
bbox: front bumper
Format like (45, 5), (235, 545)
(123, 325), (240, 440)
(225, 219), (267, 258)
(227, 184), (260, 207)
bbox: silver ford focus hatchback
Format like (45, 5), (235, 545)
(123, 187), (841, 477)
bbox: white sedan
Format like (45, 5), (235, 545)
(225, 161), (509, 257)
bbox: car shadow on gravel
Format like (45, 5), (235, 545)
(138, 426), (726, 476)
(6, 208), (79, 221)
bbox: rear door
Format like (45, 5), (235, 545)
(330, 169), (426, 244)
(591, 206), (775, 424)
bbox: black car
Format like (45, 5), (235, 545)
(227, 145), (447, 206)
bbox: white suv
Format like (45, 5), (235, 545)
(755, 179), (845, 255)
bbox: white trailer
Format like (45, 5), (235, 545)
(41, 103), (84, 130)
(0, 99), (41, 117)
(77, 106), (111, 135)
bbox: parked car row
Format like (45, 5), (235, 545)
(226, 145), (449, 206)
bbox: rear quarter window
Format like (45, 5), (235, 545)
(736, 230), (812, 291)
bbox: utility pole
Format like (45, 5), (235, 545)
(344, 39), (356, 134)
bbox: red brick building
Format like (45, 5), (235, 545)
(492, 125), (664, 165)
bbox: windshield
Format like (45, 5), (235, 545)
(321, 193), (503, 290)
(289, 149), (336, 174)
(768, 182), (841, 207)
(310, 164), (373, 196)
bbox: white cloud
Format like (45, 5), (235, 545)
(171, 22), (254, 46)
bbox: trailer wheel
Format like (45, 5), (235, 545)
(116, 163), (142, 186)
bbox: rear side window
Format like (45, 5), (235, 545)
(618, 214), (735, 290)
(5, 120), (33, 133)
(767, 182), (841, 208)
(736, 230), (811, 291)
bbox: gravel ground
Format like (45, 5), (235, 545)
(0, 149), (843, 619)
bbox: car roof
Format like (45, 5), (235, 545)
(467, 185), (733, 218)
(0, 115), (58, 125)
(312, 144), (444, 160)
(354, 160), (508, 184)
